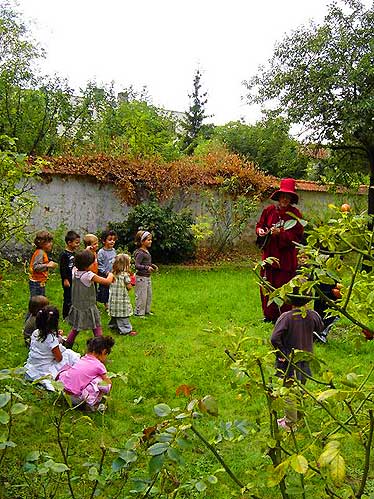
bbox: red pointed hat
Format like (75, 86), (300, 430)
(270, 178), (298, 204)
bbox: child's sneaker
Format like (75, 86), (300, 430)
(277, 417), (292, 432)
(97, 403), (106, 413)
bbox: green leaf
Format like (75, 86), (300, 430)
(283, 219), (297, 230)
(111, 457), (125, 472)
(290, 454), (308, 474)
(0, 393), (11, 408)
(317, 389), (339, 402)
(318, 441), (340, 467)
(268, 460), (289, 487)
(167, 446), (182, 464)
(50, 462), (69, 473)
(10, 403), (28, 415)
(199, 395), (218, 416)
(0, 409), (10, 425)
(329, 454), (346, 485)
(148, 442), (169, 456)
(149, 454), (165, 475)
(154, 403), (171, 417)
(195, 480), (207, 492)
(207, 475), (218, 484)
(26, 450), (40, 462)
(118, 449), (137, 464)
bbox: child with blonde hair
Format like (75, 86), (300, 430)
(108, 254), (137, 336)
(29, 230), (58, 297)
(83, 233), (99, 274)
(134, 230), (158, 317)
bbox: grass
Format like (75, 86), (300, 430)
(0, 262), (374, 498)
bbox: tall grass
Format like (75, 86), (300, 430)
(0, 263), (373, 498)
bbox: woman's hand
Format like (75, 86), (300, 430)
(257, 228), (268, 237)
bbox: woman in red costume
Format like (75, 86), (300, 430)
(256, 178), (304, 323)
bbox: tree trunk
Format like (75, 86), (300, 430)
(369, 174), (374, 218)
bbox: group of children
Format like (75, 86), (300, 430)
(24, 227), (157, 410)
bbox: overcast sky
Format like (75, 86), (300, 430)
(16, 0), (333, 125)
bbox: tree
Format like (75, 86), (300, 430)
(245, 0), (374, 213)
(0, 3), (78, 155)
(91, 98), (180, 160)
(180, 68), (211, 154)
(0, 135), (39, 252)
(214, 117), (310, 178)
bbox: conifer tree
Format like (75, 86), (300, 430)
(181, 69), (210, 154)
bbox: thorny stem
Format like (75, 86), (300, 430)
(190, 425), (253, 494)
(280, 351), (334, 387)
(328, 392), (373, 438)
(55, 412), (76, 499)
(314, 286), (372, 333)
(356, 410), (374, 498)
(141, 472), (159, 499)
(282, 351), (294, 386)
(290, 430), (306, 499)
(342, 254), (362, 311)
(338, 235), (373, 259)
(297, 384), (352, 434)
(89, 445), (107, 499)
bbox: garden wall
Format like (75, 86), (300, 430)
(27, 175), (367, 241)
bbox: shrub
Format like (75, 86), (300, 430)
(109, 201), (197, 263)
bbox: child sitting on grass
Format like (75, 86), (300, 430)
(24, 306), (80, 391)
(271, 292), (324, 430)
(23, 295), (49, 347)
(57, 336), (114, 412)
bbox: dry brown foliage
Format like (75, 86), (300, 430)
(34, 149), (276, 205)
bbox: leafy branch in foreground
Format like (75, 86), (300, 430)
(225, 328), (374, 499)
(255, 207), (374, 335)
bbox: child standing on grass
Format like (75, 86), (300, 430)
(83, 233), (99, 275)
(57, 336), (114, 412)
(23, 295), (49, 347)
(65, 250), (114, 348)
(59, 230), (81, 319)
(134, 230), (158, 317)
(108, 254), (137, 336)
(271, 293), (324, 430)
(29, 230), (58, 297)
(24, 306), (80, 391)
(97, 230), (117, 309)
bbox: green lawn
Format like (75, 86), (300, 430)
(0, 264), (373, 498)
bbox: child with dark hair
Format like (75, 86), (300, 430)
(29, 230), (58, 297)
(57, 336), (115, 411)
(65, 250), (114, 348)
(97, 230), (117, 308)
(24, 306), (80, 391)
(23, 295), (49, 347)
(271, 292), (324, 430)
(59, 230), (81, 319)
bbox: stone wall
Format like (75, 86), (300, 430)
(28, 175), (366, 235)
